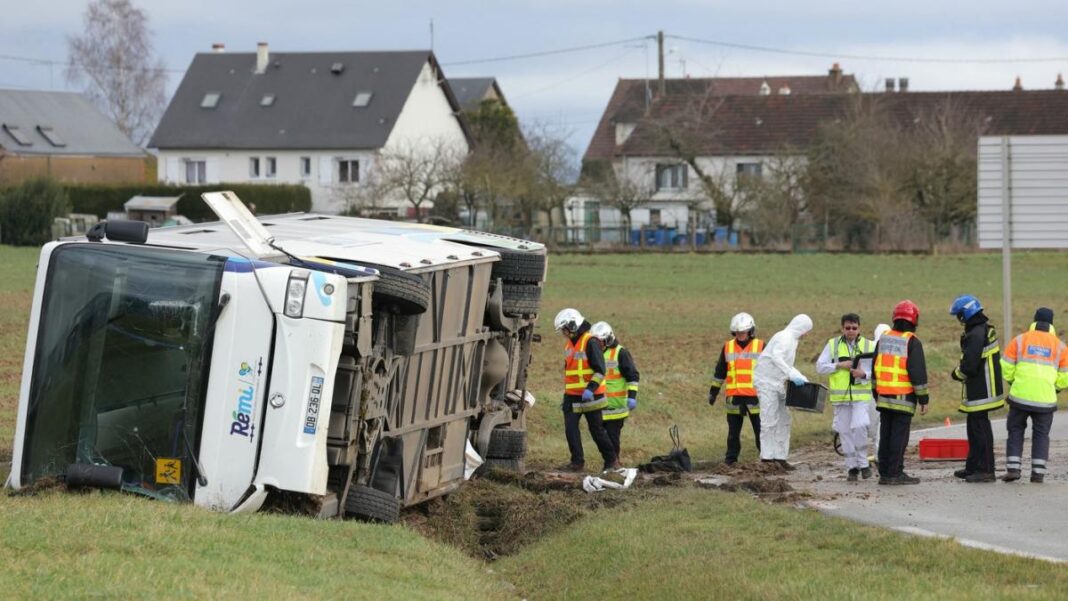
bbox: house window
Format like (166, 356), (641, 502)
(736, 162), (763, 180)
(649, 208), (662, 227)
(260, 94), (275, 107)
(265, 157), (277, 178)
(352, 92), (373, 108)
(655, 164), (687, 191)
(184, 159), (206, 184)
(300, 156), (311, 178)
(338, 159), (359, 183)
(201, 92), (221, 108)
(249, 157), (261, 178)
(36, 125), (66, 147)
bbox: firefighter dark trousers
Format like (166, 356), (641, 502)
(562, 396), (616, 469)
(726, 413), (761, 463)
(965, 411), (996, 475)
(877, 409), (912, 478)
(604, 418), (625, 460)
(1006, 406), (1053, 477)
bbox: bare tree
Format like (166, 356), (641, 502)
(67, 0), (167, 146)
(367, 138), (463, 222)
(587, 160), (654, 231)
(522, 126), (577, 230)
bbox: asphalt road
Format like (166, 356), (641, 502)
(791, 415), (1068, 563)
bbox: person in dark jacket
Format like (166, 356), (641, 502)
(873, 300), (929, 485)
(591, 321), (640, 460)
(949, 295), (1006, 483)
(709, 312), (763, 465)
(553, 308), (618, 472)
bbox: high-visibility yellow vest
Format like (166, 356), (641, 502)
(1001, 324), (1068, 412)
(564, 331), (607, 413)
(603, 345), (630, 421)
(827, 336), (875, 403)
(957, 325), (1006, 413)
(724, 338), (762, 415)
(875, 330), (918, 414)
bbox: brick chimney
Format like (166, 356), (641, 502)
(255, 42), (269, 74)
(885, 78), (895, 93)
(1013, 76), (1023, 91)
(212, 43), (225, 53)
(828, 62), (843, 90)
(1056, 73), (1065, 90)
(898, 77), (909, 93)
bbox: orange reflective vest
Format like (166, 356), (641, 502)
(564, 332), (607, 413)
(722, 338), (763, 415)
(875, 330), (918, 414)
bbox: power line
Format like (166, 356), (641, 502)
(0, 53), (186, 74)
(669, 34), (1068, 64)
(441, 36), (653, 67)
(511, 47), (641, 101)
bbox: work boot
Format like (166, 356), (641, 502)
(1002, 469), (1021, 482)
(898, 473), (920, 485)
(861, 467), (873, 480)
(1031, 473), (1045, 484)
(847, 468), (859, 482)
(603, 460), (622, 472)
(965, 472), (996, 483)
(559, 463), (585, 473)
(724, 458), (737, 466)
(878, 475), (898, 485)
(953, 469), (971, 480)
(777, 460), (797, 472)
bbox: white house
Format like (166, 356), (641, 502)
(150, 44), (472, 214)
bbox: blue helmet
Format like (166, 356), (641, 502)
(949, 295), (983, 322)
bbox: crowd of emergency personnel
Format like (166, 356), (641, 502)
(553, 295), (1068, 484)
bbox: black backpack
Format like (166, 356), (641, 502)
(639, 425), (693, 473)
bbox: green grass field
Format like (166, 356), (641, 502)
(2, 246), (1067, 599)
(524, 252), (1068, 468)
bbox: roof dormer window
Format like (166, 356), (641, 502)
(200, 92), (221, 108)
(352, 92), (373, 108)
(260, 94), (275, 107)
(2, 124), (32, 146)
(759, 81), (771, 95)
(37, 125), (66, 147)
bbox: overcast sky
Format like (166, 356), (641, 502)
(4, 0), (1068, 156)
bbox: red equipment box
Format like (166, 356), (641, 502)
(918, 438), (969, 461)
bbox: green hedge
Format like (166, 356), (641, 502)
(0, 178), (72, 246)
(62, 183), (312, 221)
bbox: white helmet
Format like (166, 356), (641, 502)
(874, 323), (891, 343)
(730, 312), (756, 333)
(591, 321), (615, 346)
(554, 308), (584, 332)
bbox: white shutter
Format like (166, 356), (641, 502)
(318, 156), (334, 186)
(205, 157), (220, 184)
(164, 157), (180, 182)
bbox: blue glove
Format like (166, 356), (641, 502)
(582, 388), (595, 403)
(627, 398), (637, 411)
(790, 375), (807, 386)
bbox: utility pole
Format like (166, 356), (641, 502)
(657, 30), (665, 97)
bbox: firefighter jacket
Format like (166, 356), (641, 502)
(563, 320), (607, 413)
(816, 335), (875, 403)
(710, 337), (763, 415)
(952, 314), (1006, 413)
(603, 343), (640, 421)
(873, 328), (929, 415)
(1001, 322), (1068, 413)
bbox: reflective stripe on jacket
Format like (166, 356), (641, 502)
(725, 338), (763, 415)
(827, 336), (875, 403)
(565, 331), (607, 412)
(603, 345), (630, 421)
(956, 322), (1006, 413)
(1001, 324), (1068, 413)
(875, 330), (916, 414)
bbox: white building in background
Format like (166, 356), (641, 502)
(150, 44), (472, 215)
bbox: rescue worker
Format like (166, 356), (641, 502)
(1000, 307), (1068, 483)
(754, 314), (813, 471)
(708, 313), (763, 465)
(948, 294), (1005, 483)
(873, 300), (929, 485)
(553, 308), (618, 472)
(868, 323), (892, 463)
(591, 321), (640, 462)
(816, 313), (875, 481)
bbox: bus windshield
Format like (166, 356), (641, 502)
(21, 244), (225, 500)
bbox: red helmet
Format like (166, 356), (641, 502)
(893, 300), (920, 325)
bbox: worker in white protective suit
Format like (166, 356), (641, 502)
(867, 323), (892, 462)
(754, 314), (813, 470)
